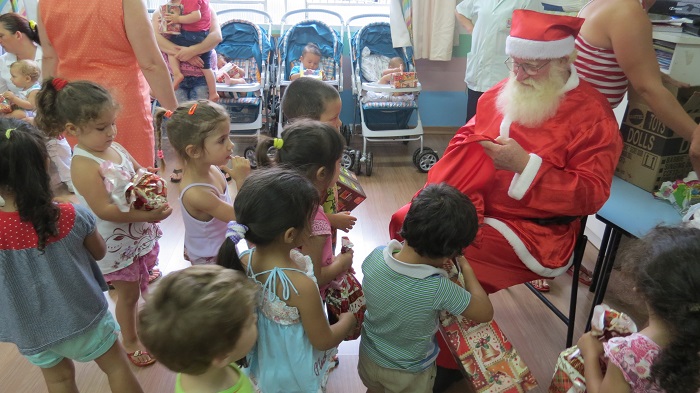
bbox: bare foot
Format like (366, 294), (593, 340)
(172, 73), (184, 90)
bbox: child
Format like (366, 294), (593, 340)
(216, 166), (357, 392)
(154, 101), (250, 265)
(0, 120), (144, 393)
(2, 59), (41, 120)
(216, 54), (247, 86)
(256, 120), (354, 302)
(364, 56), (415, 102)
(289, 42), (323, 81)
(163, 0), (218, 101)
(577, 226), (700, 393)
(35, 77), (171, 367)
(358, 183), (494, 393)
(139, 265), (258, 393)
(377, 56), (404, 84)
(280, 77), (356, 248)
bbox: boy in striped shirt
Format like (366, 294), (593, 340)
(358, 183), (493, 392)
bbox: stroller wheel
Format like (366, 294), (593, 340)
(342, 149), (354, 169)
(365, 152), (374, 176)
(354, 153), (364, 176)
(416, 150), (439, 173)
(244, 146), (258, 169)
(412, 147), (434, 166)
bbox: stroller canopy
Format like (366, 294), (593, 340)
(217, 19), (272, 69)
(280, 20), (342, 80)
(352, 22), (414, 82)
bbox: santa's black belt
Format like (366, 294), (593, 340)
(527, 216), (578, 225)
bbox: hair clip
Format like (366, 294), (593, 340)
(164, 110), (173, 119)
(52, 78), (68, 91)
(157, 150), (164, 159)
(5, 128), (14, 139)
(28, 20), (36, 30)
(273, 138), (284, 149)
(226, 221), (248, 244)
(188, 103), (198, 115)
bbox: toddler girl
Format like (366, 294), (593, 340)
(217, 166), (357, 392)
(35, 78), (171, 367)
(0, 120), (143, 393)
(3, 59), (41, 120)
(256, 120), (354, 301)
(154, 100), (249, 265)
(578, 225), (700, 393)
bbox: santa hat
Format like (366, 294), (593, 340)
(505, 10), (584, 60)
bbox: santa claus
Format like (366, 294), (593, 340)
(389, 10), (623, 391)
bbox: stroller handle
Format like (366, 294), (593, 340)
(216, 8), (273, 25)
(280, 9), (345, 27)
(345, 14), (389, 27)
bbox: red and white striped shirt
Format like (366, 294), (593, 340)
(574, 35), (628, 108)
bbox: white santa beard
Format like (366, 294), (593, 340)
(496, 66), (568, 128)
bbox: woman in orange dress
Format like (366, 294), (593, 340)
(37, 0), (178, 167)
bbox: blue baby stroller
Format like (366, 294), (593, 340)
(348, 14), (438, 176)
(215, 9), (272, 167)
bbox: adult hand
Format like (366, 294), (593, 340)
(479, 136), (530, 173)
(176, 45), (200, 62)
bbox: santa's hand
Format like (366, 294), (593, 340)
(479, 136), (530, 173)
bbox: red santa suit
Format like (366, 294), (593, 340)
(391, 68), (622, 294)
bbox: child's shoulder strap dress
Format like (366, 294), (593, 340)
(243, 248), (336, 393)
(603, 333), (665, 393)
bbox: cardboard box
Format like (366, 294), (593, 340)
(392, 72), (417, 88)
(336, 167), (366, 212)
(615, 84), (700, 192)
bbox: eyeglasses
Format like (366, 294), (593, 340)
(504, 58), (551, 76)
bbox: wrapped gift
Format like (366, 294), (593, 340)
(392, 72), (418, 88)
(654, 172), (700, 214)
(325, 270), (366, 340)
(340, 236), (353, 254)
(548, 305), (637, 393)
(439, 260), (538, 393)
(101, 161), (134, 213)
(337, 167), (366, 212)
(128, 169), (168, 211)
(159, 3), (183, 35)
(0, 98), (12, 114)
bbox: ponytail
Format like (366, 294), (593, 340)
(34, 77), (63, 138)
(0, 13), (40, 45)
(255, 135), (276, 168)
(216, 237), (245, 273)
(153, 107), (169, 172)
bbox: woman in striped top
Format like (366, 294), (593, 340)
(574, 0), (700, 174)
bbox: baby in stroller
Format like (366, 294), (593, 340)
(289, 43), (325, 81)
(215, 54), (247, 86)
(363, 56), (415, 103)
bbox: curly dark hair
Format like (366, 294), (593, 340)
(620, 225), (700, 393)
(0, 119), (59, 251)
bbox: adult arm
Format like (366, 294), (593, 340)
(36, 7), (58, 78)
(454, 10), (474, 33)
(455, 0), (475, 33)
(175, 9), (222, 62)
(610, 6), (697, 141)
(123, 0), (177, 110)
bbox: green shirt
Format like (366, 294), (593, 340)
(175, 363), (255, 393)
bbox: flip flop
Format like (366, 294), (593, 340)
(148, 267), (162, 284)
(170, 169), (183, 183)
(530, 279), (550, 292)
(126, 350), (156, 367)
(567, 265), (593, 286)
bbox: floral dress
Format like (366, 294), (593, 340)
(243, 248), (337, 393)
(604, 333), (664, 393)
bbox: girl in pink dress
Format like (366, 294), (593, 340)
(577, 226), (700, 393)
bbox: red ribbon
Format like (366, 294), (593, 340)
(52, 78), (68, 91)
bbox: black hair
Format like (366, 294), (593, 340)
(0, 13), (40, 45)
(154, 100), (230, 169)
(0, 119), (59, 251)
(35, 78), (119, 139)
(256, 119), (344, 190)
(217, 167), (319, 270)
(619, 226), (700, 393)
(400, 183), (478, 259)
(301, 42), (322, 57)
(281, 77), (340, 121)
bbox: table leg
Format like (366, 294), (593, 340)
(590, 224), (611, 292)
(585, 227), (622, 331)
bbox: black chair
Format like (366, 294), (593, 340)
(524, 216), (588, 347)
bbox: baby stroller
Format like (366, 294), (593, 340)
(215, 9), (273, 167)
(348, 14), (438, 176)
(275, 10), (360, 170)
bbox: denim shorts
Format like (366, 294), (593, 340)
(175, 76), (210, 102)
(24, 312), (120, 368)
(169, 30), (212, 69)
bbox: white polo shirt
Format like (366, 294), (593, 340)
(456, 0), (543, 92)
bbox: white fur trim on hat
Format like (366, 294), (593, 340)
(506, 35), (575, 60)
